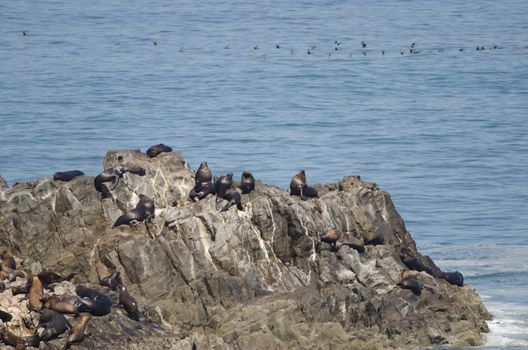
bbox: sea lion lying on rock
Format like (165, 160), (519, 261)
(321, 229), (365, 252)
(290, 170), (318, 200)
(146, 143), (172, 158)
(112, 194), (155, 228)
(75, 286), (112, 316)
(63, 314), (91, 350)
(53, 170), (84, 182)
(39, 309), (71, 341)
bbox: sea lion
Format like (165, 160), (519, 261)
(94, 166), (146, 198)
(0, 328), (39, 349)
(28, 276), (43, 311)
(39, 309), (71, 341)
(400, 248), (464, 286)
(62, 314), (91, 350)
(53, 170), (85, 182)
(0, 251), (17, 270)
(101, 271), (121, 291)
(0, 309), (12, 322)
(12, 279), (31, 295)
(38, 270), (75, 288)
(42, 295), (83, 315)
(441, 271), (464, 287)
(118, 285), (140, 321)
(240, 171), (255, 194)
(75, 286), (112, 316)
(112, 194), (155, 228)
(321, 229), (340, 249)
(398, 278), (422, 295)
(189, 162), (215, 201)
(146, 143), (173, 157)
(336, 234), (365, 253)
(289, 170), (318, 200)
(215, 174), (243, 212)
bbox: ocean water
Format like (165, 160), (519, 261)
(1, 1), (527, 348)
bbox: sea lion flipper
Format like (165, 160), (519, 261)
(110, 176), (120, 191)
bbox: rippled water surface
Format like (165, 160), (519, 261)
(1, 1), (528, 348)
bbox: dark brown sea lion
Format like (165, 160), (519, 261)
(215, 174), (243, 212)
(96, 262), (122, 291)
(112, 194), (155, 228)
(189, 162), (215, 201)
(0, 309), (12, 322)
(75, 285), (112, 316)
(42, 295), (83, 315)
(398, 278), (422, 295)
(37, 270), (75, 288)
(289, 170), (318, 200)
(400, 248), (464, 286)
(39, 309), (71, 341)
(94, 166), (146, 198)
(0, 328), (39, 349)
(28, 276), (43, 311)
(240, 171), (255, 194)
(118, 284), (140, 321)
(336, 234), (365, 253)
(53, 170), (85, 182)
(62, 314), (91, 350)
(146, 143), (173, 157)
(11, 279), (31, 295)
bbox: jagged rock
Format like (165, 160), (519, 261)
(0, 150), (491, 349)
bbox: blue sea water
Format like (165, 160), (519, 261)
(1, 1), (527, 348)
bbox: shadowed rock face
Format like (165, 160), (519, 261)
(0, 150), (491, 349)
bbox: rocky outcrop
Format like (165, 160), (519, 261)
(0, 150), (491, 349)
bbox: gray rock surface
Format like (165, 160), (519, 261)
(0, 150), (491, 349)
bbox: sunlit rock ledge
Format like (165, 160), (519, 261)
(0, 149), (491, 349)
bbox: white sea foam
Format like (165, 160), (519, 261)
(484, 302), (528, 347)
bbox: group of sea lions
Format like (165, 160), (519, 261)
(0, 248), (139, 349)
(51, 143), (465, 303)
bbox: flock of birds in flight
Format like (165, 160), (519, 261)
(20, 31), (527, 59)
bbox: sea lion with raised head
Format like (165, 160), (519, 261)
(146, 143), (173, 157)
(118, 284), (140, 321)
(101, 271), (121, 291)
(94, 166), (146, 198)
(189, 162), (215, 201)
(28, 276), (43, 311)
(112, 194), (155, 228)
(290, 170), (318, 200)
(215, 174), (243, 212)
(240, 171), (255, 194)
(62, 314), (91, 350)
(75, 285), (113, 316)
(53, 170), (85, 182)
(39, 309), (71, 341)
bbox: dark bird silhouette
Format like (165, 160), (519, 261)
(275, 44), (280, 49)
(22, 31), (28, 36)
(153, 41), (157, 46)
(224, 44), (230, 49)
(307, 48), (312, 55)
(361, 40), (367, 48)
(254, 45), (259, 50)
